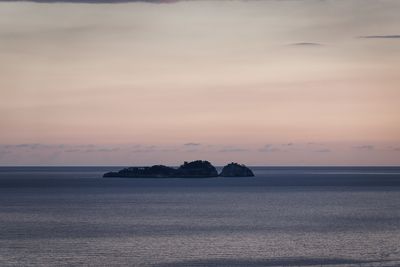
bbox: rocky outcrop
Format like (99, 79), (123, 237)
(175, 160), (218, 178)
(103, 160), (254, 178)
(103, 160), (219, 178)
(219, 162), (254, 177)
(103, 165), (176, 178)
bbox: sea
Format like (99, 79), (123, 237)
(0, 166), (400, 267)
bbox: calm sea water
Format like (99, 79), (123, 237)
(0, 167), (400, 267)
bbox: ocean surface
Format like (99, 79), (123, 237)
(1, 166), (400, 267)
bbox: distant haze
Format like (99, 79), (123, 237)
(0, 0), (399, 165)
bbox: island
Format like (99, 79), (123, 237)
(219, 162), (255, 177)
(103, 165), (176, 178)
(103, 160), (254, 178)
(174, 160), (218, 178)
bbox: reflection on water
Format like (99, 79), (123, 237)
(0, 167), (399, 266)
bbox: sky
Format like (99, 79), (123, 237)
(0, 0), (399, 166)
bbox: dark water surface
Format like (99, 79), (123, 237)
(1, 167), (400, 266)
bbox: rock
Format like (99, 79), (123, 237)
(175, 160), (218, 178)
(219, 162), (254, 177)
(103, 160), (219, 178)
(103, 165), (176, 178)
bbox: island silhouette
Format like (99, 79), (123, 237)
(103, 160), (254, 178)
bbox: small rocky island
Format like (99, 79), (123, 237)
(103, 160), (254, 178)
(219, 162), (255, 177)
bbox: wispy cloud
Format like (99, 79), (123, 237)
(85, 147), (120, 153)
(130, 145), (179, 153)
(218, 147), (248, 153)
(64, 149), (81, 153)
(4, 143), (52, 150)
(359, 35), (400, 39)
(160, 148), (178, 152)
(281, 143), (294, 147)
(259, 143), (304, 153)
(0, 143), (174, 154)
(184, 143), (201, 147)
(353, 145), (374, 150)
(386, 146), (400, 152)
(290, 42), (323, 46)
(1, 0), (335, 3)
(307, 142), (325, 146)
(258, 144), (280, 153)
(131, 146), (157, 153)
(6, 0), (182, 3)
(259, 143), (332, 153)
(314, 148), (331, 153)
(305, 143), (331, 152)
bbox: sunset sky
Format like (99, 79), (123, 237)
(0, 0), (399, 165)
